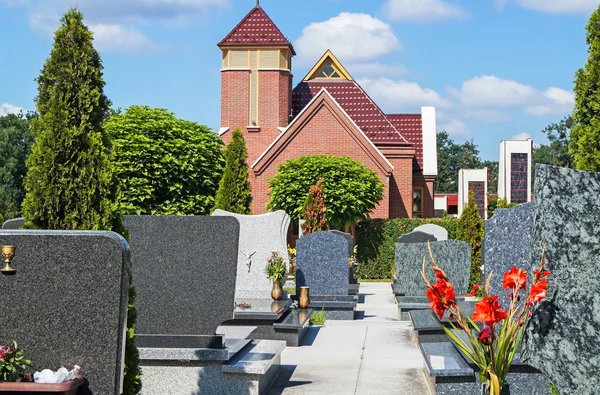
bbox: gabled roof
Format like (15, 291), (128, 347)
(253, 88), (393, 176)
(293, 80), (410, 145)
(387, 114), (423, 171)
(218, 6), (296, 55)
(303, 50), (354, 81)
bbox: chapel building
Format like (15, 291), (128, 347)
(218, 4), (438, 219)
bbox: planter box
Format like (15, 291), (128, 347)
(0, 375), (85, 395)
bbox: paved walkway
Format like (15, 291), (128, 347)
(267, 282), (431, 395)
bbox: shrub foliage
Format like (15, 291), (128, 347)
(457, 191), (484, 290)
(267, 155), (384, 229)
(301, 179), (328, 235)
(105, 105), (224, 215)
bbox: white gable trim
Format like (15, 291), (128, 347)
(219, 127), (230, 136)
(251, 88), (393, 171)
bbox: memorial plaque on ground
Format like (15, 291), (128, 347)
(124, 216), (240, 347)
(328, 230), (354, 256)
(395, 240), (471, 296)
(212, 210), (290, 300)
(483, 202), (534, 304)
(397, 230), (437, 244)
(521, 165), (600, 395)
(0, 230), (130, 395)
(296, 231), (347, 296)
(414, 224), (448, 241)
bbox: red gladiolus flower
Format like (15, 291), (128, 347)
(502, 266), (527, 291)
(0, 349), (4, 361)
(472, 295), (508, 327)
(529, 280), (548, 304)
(534, 269), (551, 283)
(478, 327), (495, 346)
(434, 267), (448, 281)
(425, 278), (456, 319)
(470, 284), (480, 296)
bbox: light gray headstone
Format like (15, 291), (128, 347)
(2, 217), (25, 229)
(296, 231), (347, 296)
(414, 224), (448, 241)
(124, 216), (239, 341)
(395, 240), (471, 296)
(212, 210), (290, 300)
(0, 230), (130, 395)
(521, 165), (600, 395)
(328, 230), (353, 256)
(397, 230), (437, 244)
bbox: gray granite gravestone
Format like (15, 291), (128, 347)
(0, 230), (130, 395)
(414, 224), (448, 241)
(395, 240), (471, 296)
(521, 165), (600, 395)
(2, 217), (25, 229)
(211, 210), (290, 300)
(397, 230), (438, 244)
(296, 231), (348, 296)
(483, 202), (534, 304)
(328, 230), (354, 256)
(124, 215), (240, 348)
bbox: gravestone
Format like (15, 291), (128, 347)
(211, 210), (290, 300)
(414, 224), (448, 241)
(123, 215), (240, 348)
(0, 230), (130, 395)
(397, 230), (438, 244)
(483, 202), (534, 304)
(2, 217), (25, 229)
(328, 230), (354, 256)
(395, 240), (471, 296)
(296, 231), (347, 296)
(522, 165), (600, 395)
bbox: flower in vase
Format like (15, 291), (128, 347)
(502, 266), (527, 291)
(478, 327), (495, 346)
(472, 296), (508, 327)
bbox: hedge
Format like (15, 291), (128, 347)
(355, 218), (458, 279)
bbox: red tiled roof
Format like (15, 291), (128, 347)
(292, 80), (409, 145)
(218, 6), (296, 55)
(387, 114), (423, 171)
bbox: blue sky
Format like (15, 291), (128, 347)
(0, 0), (595, 160)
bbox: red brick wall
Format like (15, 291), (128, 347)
(251, 103), (390, 218)
(387, 157), (413, 218)
(221, 70), (250, 142)
(413, 174), (435, 218)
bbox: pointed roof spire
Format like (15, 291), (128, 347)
(218, 4), (295, 55)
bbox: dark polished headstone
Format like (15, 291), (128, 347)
(296, 231), (348, 296)
(124, 215), (239, 348)
(521, 165), (600, 395)
(2, 217), (25, 229)
(395, 240), (471, 296)
(483, 202), (534, 305)
(397, 230), (438, 244)
(0, 230), (130, 395)
(328, 230), (354, 256)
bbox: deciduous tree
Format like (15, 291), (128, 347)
(457, 191), (484, 290)
(301, 179), (327, 235)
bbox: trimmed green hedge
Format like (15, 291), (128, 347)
(355, 218), (458, 279)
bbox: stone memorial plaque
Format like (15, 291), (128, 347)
(0, 230), (130, 395)
(521, 165), (600, 395)
(2, 217), (25, 229)
(212, 210), (290, 300)
(395, 240), (471, 296)
(483, 202), (534, 304)
(397, 230), (438, 244)
(296, 231), (348, 296)
(414, 224), (448, 241)
(124, 216), (239, 347)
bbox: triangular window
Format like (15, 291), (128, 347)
(317, 60), (343, 79)
(304, 51), (354, 81)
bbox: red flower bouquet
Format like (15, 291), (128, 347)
(421, 243), (550, 395)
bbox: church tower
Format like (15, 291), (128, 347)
(218, 3), (295, 163)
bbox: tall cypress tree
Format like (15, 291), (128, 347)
(570, 5), (600, 171)
(22, 8), (141, 393)
(457, 191), (484, 290)
(212, 129), (253, 214)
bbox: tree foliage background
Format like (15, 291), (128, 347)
(105, 105), (224, 215)
(267, 155), (384, 229)
(212, 129), (252, 214)
(457, 191), (484, 290)
(301, 179), (328, 235)
(435, 131), (484, 193)
(0, 112), (35, 220)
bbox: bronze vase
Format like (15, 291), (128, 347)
(299, 286), (311, 309)
(271, 280), (284, 301)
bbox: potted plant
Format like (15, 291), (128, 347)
(421, 243), (551, 395)
(265, 250), (287, 301)
(0, 342), (31, 383)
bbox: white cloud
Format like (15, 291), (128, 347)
(382, 0), (469, 22)
(451, 75), (539, 107)
(0, 103), (25, 116)
(462, 109), (511, 122)
(295, 13), (401, 65)
(90, 24), (160, 53)
(358, 78), (449, 112)
(524, 87), (574, 116)
(347, 62), (408, 77)
(512, 132), (532, 140)
(500, 0), (599, 14)
(440, 119), (471, 136)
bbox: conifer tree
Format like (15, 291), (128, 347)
(570, 5), (600, 171)
(212, 129), (252, 214)
(22, 8), (141, 393)
(301, 179), (328, 235)
(457, 191), (484, 289)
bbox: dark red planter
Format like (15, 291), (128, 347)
(0, 375), (84, 395)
